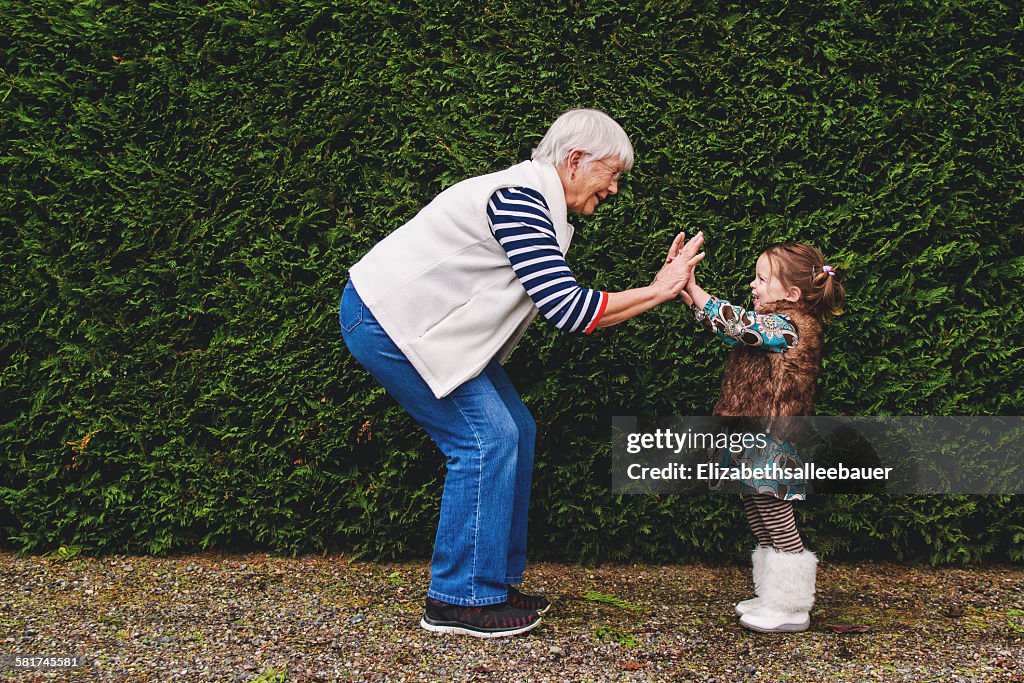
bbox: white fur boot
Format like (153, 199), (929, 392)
(739, 549), (817, 633)
(734, 546), (771, 616)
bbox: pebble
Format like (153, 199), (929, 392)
(1, 553), (1020, 682)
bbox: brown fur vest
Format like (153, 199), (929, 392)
(712, 300), (823, 441)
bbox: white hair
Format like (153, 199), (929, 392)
(531, 109), (634, 171)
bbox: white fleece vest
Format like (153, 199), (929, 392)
(349, 161), (574, 398)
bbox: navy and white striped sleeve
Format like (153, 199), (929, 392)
(487, 186), (608, 334)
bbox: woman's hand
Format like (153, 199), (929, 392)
(665, 232), (706, 307)
(663, 231), (688, 265)
(651, 231), (704, 300)
(593, 232), (704, 329)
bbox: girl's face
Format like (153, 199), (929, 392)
(750, 253), (798, 311)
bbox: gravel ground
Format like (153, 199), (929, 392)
(0, 551), (1022, 682)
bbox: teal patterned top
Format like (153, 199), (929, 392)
(691, 297), (799, 352)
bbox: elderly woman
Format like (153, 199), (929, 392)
(340, 109), (704, 637)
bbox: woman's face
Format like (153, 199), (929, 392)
(564, 156), (623, 215)
(750, 253), (795, 311)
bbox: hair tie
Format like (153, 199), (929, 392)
(822, 265), (835, 277)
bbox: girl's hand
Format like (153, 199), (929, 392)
(682, 268), (712, 310)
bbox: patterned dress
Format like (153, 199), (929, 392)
(694, 297), (807, 501)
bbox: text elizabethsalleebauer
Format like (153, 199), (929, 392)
(626, 462), (894, 481)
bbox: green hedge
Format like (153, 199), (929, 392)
(2, 0), (1022, 564)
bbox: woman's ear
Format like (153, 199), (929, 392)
(786, 286), (802, 302)
(565, 149), (584, 179)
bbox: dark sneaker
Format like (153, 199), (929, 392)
(420, 597), (541, 638)
(506, 585), (551, 615)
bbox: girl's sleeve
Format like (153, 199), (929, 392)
(690, 296), (798, 352)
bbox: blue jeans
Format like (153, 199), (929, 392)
(339, 280), (536, 606)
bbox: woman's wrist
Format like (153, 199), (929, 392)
(648, 281), (678, 306)
(596, 285), (671, 328)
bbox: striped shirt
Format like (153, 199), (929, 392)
(487, 187), (608, 334)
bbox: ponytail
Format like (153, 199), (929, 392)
(763, 244), (846, 322)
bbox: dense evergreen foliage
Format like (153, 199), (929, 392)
(3, 0), (1022, 563)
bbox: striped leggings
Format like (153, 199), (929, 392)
(742, 493), (804, 553)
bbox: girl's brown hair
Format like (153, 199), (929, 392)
(762, 243), (846, 321)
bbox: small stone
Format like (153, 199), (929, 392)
(549, 645), (564, 655)
(349, 615), (365, 624)
(744, 665), (757, 675)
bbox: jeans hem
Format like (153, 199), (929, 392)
(427, 589), (508, 607)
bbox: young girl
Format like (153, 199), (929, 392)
(681, 242), (846, 633)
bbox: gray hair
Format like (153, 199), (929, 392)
(531, 109), (634, 171)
